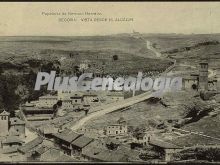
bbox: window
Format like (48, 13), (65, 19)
(116, 131), (118, 134)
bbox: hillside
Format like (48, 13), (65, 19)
(0, 35), (171, 113)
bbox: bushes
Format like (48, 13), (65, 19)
(195, 147), (220, 162)
(173, 147), (220, 162)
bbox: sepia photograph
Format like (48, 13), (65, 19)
(0, 2), (220, 164)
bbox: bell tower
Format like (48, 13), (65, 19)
(0, 109), (10, 136)
(199, 61), (208, 91)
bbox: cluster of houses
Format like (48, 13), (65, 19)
(0, 108), (184, 162)
(21, 90), (124, 122)
(0, 110), (26, 156)
(11, 128), (141, 162)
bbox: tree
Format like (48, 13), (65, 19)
(15, 85), (30, 102)
(112, 55), (118, 61)
(106, 142), (119, 150)
(57, 100), (62, 107)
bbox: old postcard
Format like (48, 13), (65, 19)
(0, 2), (220, 164)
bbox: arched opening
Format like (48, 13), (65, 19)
(192, 84), (197, 90)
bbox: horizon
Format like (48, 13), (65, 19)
(1, 32), (220, 38)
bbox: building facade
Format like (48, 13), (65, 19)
(0, 110), (10, 136)
(36, 95), (58, 108)
(199, 62), (208, 91)
(105, 124), (127, 137)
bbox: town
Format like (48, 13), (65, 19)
(0, 32), (220, 163)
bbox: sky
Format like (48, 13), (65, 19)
(0, 2), (220, 36)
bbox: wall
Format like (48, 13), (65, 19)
(0, 115), (9, 136)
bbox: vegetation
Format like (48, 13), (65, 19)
(0, 60), (59, 115)
(174, 147), (220, 162)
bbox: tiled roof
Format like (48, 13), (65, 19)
(10, 117), (25, 125)
(1, 147), (18, 154)
(34, 145), (50, 155)
(149, 139), (182, 149)
(82, 145), (128, 162)
(82, 139), (132, 162)
(3, 136), (24, 144)
(53, 130), (82, 143)
(18, 137), (44, 154)
(39, 124), (58, 134)
(23, 107), (53, 111)
(71, 135), (93, 148)
(82, 146), (111, 162)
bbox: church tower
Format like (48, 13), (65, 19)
(0, 110), (10, 136)
(199, 61), (208, 91)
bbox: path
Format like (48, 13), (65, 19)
(71, 39), (175, 131)
(71, 37), (216, 131)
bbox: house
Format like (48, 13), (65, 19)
(52, 129), (82, 156)
(82, 140), (108, 161)
(105, 124), (128, 137)
(70, 94), (83, 105)
(82, 140), (140, 162)
(36, 95), (58, 108)
(62, 99), (73, 109)
(0, 146), (19, 155)
(71, 135), (93, 156)
(17, 137), (61, 162)
(17, 136), (44, 160)
(149, 139), (183, 162)
(183, 75), (198, 90)
(29, 145), (50, 161)
(9, 117), (26, 138)
(105, 118), (128, 137)
(83, 92), (99, 103)
(38, 124), (58, 138)
(52, 129), (94, 157)
(0, 110), (26, 138)
(22, 106), (54, 121)
(107, 91), (124, 102)
(134, 133), (150, 146)
(1, 136), (24, 149)
(82, 144), (121, 162)
(58, 90), (84, 101)
(208, 79), (218, 91)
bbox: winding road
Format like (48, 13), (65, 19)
(71, 38), (175, 131)
(71, 36), (216, 131)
